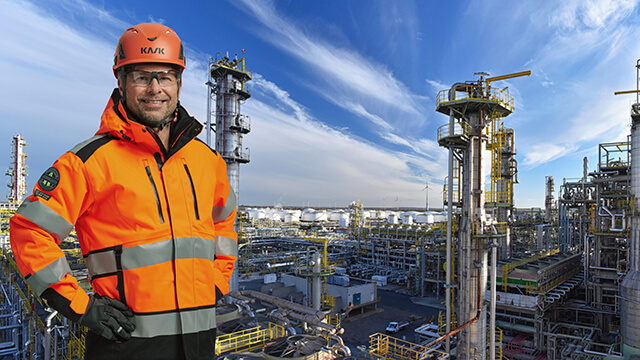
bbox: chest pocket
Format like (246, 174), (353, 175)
(182, 163), (200, 220)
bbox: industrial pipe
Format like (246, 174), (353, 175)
(237, 290), (326, 320)
(314, 329), (351, 356)
(445, 108), (454, 354)
(44, 310), (58, 360)
(490, 240), (497, 360)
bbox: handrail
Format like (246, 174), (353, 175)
(436, 84), (515, 112)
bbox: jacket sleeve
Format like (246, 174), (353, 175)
(9, 152), (93, 321)
(211, 156), (238, 296)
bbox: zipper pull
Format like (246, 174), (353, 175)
(154, 152), (164, 171)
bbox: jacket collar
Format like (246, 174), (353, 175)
(97, 89), (203, 156)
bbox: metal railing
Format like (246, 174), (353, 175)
(215, 322), (286, 355)
(472, 222), (508, 237)
(437, 121), (471, 143)
(436, 85), (515, 112)
(369, 333), (449, 360)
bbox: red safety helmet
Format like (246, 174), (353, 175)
(113, 23), (186, 77)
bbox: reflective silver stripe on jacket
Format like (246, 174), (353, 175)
(85, 237), (216, 278)
(69, 134), (108, 154)
(215, 235), (238, 258)
(212, 187), (237, 223)
(26, 257), (72, 295)
(16, 199), (73, 242)
(131, 307), (216, 338)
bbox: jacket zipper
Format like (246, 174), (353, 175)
(145, 166), (165, 223)
(183, 164), (200, 220)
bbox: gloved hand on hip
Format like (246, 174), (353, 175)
(79, 295), (136, 341)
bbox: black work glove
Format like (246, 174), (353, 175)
(79, 295), (136, 341)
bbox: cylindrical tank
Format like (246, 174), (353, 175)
(402, 212), (417, 225)
(415, 212), (435, 224)
(248, 209), (266, 220)
(328, 211), (343, 221)
(338, 214), (350, 227)
(284, 212), (300, 223)
(387, 213), (399, 224)
(301, 211), (327, 222)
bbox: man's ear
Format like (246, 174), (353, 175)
(117, 77), (124, 97)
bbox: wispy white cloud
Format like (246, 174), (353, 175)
(243, 76), (433, 207)
(522, 143), (577, 168)
(236, 0), (425, 119)
(426, 79), (448, 93)
(549, 0), (637, 30)
(336, 102), (393, 131)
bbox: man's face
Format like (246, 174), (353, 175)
(119, 64), (181, 126)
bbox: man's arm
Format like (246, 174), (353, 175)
(10, 153), (92, 316)
(211, 156), (238, 297)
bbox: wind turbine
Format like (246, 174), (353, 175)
(422, 180), (430, 212)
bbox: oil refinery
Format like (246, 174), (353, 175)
(4, 56), (640, 360)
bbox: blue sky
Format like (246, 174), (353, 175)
(2, 0), (639, 209)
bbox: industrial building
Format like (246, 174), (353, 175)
(4, 60), (640, 360)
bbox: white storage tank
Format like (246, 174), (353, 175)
(415, 212), (435, 224)
(328, 210), (344, 221)
(284, 212), (300, 223)
(270, 212), (282, 222)
(302, 210), (327, 222)
(388, 213), (399, 224)
(433, 212), (447, 222)
(338, 213), (350, 227)
(402, 212), (415, 225)
(248, 209), (266, 220)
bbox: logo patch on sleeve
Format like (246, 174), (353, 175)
(38, 167), (60, 192)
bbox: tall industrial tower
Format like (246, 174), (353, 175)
(6, 134), (28, 204)
(206, 54), (252, 200)
(436, 71), (529, 359)
(617, 60), (640, 358)
(206, 53), (251, 292)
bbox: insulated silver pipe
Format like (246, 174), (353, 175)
(44, 310), (58, 360)
(446, 108), (454, 354)
(490, 241), (497, 360)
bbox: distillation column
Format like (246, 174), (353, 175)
(436, 72), (528, 359)
(207, 54), (252, 203)
(621, 82), (640, 357)
(460, 107), (488, 359)
(6, 134), (27, 204)
(493, 126), (516, 260)
(545, 176), (555, 223)
(207, 54), (252, 292)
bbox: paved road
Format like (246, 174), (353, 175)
(341, 289), (443, 355)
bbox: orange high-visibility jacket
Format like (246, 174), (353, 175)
(10, 90), (238, 359)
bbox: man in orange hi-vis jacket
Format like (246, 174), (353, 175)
(9, 23), (238, 360)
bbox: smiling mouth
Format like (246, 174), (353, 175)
(142, 100), (166, 104)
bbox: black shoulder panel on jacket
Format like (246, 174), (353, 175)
(69, 134), (113, 163)
(195, 138), (219, 156)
